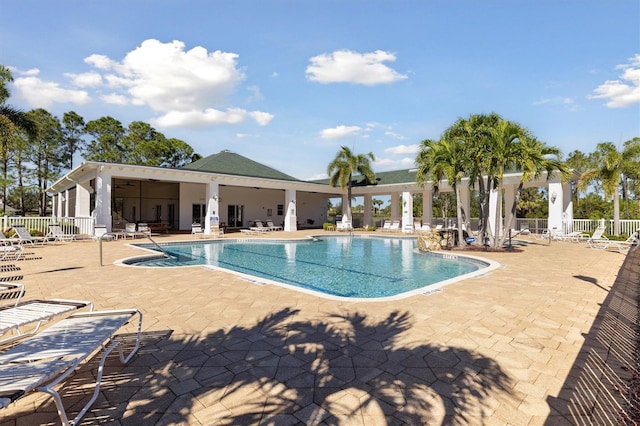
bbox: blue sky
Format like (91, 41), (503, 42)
(1, 0), (639, 180)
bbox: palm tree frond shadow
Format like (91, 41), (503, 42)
(7, 309), (513, 424)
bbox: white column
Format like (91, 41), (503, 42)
(341, 194), (351, 222)
(401, 191), (414, 233)
(284, 189), (297, 231)
(363, 194), (372, 227)
(488, 188), (502, 240)
(504, 184), (516, 231)
(64, 189), (70, 217)
(205, 182), (220, 235)
(95, 167), (112, 231)
(76, 183), (91, 217)
(390, 192), (400, 220)
(548, 178), (564, 232)
(459, 185), (470, 224)
(562, 180), (573, 233)
(422, 188), (433, 226)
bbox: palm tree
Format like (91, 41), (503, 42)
(416, 137), (466, 248)
(443, 113), (501, 245)
(327, 146), (376, 224)
(578, 142), (624, 235)
(499, 136), (567, 247)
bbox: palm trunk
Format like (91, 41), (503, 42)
(455, 185), (464, 248)
(493, 182), (503, 248)
(500, 182), (523, 247)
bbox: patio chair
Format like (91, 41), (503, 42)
(266, 220), (283, 231)
(250, 221), (270, 233)
(586, 226), (609, 249)
(10, 226), (49, 246)
(46, 224), (76, 243)
(379, 221), (392, 232)
(122, 223), (145, 239)
(191, 223), (204, 238)
(0, 309), (142, 425)
(0, 231), (20, 245)
(389, 220), (401, 232)
(137, 223), (152, 235)
(336, 220), (353, 232)
(92, 224), (114, 241)
(0, 242), (23, 261)
(0, 288), (94, 346)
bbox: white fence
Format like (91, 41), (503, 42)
(1, 216), (95, 238)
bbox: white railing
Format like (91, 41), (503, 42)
(1, 216), (94, 238)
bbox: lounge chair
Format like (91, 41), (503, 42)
(379, 221), (392, 232)
(92, 224), (114, 241)
(137, 223), (152, 235)
(0, 309), (142, 425)
(10, 226), (49, 246)
(191, 223), (204, 238)
(336, 220), (353, 232)
(602, 231), (639, 253)
(46, 224), (76, 243)
(266, 220), (283, 231)
(0, 231), (20, 245)
(0, 283), (93, 346)
(121, 223), (145, 239)
(586, 226), (609, 249)
(250, 221), (270, 233)
(0, 242), (23, 261)
(389, 221), (401, 232)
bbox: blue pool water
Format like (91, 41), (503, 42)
(127, 235), (489, 299)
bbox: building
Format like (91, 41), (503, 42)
(48, 150), (573, 235)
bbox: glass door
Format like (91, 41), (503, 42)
(227, 205), (244, 227)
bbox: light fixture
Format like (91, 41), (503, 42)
(551, 192), (557, 203)
(212, 194), (221, 202)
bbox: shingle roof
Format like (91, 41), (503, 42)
(182, 150), (301, 181)
(313, 169), (418, 186)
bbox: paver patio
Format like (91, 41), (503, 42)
(0, 231), (632, 425)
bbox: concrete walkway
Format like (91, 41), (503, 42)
(0, 231), (630, 425)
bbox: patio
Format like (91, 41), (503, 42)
(0, 231), (635, 425)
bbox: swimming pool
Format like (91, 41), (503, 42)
(124, 235), (497, 300)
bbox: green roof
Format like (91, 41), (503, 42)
(182, 150), (301, 181)
(313, 169), (418, 186)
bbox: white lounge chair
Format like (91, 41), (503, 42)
(191, 223), (204, 238)
(92, 224), (114, 241)
(0, 309), (142, 425)
(137, 223), (152, 235)
(10, 226), (48, 246)
(121, 223), (145, 239)
(586, 227), (609, 249)
(46, 224), (76, 243)
(0, 294), (94, 346)
(336, 220), (353, 232)
(379, 221), (392, 232)
(266, 220), (283, 231)
(250, 221), (270, 233)
(0, 242), (23, 261)
(389, 221), (401, 232)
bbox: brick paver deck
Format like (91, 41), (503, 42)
(0, 231), (632, 425)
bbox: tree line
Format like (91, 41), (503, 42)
(328, 114), (639, 248)
(0, 65), (200, 215)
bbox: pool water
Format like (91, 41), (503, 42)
(128, 235), (490, 300)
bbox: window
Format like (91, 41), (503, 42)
(277, 204), (284, 216)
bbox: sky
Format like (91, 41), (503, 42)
(1, 0), (639, 181)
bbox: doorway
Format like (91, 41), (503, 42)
(227, 205), (244, 227)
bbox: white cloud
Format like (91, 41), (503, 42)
(306, 49), (407, 85)
(151, 107), (273, 128)
(589, 54), (640, 108)
(102, 93), (129, 105)
(374, 157), (416, 170)
(65, 71), (103, 88)
(305, 172), (329, 181)
(532, 96), (579, 111)
(14, 39), (273, 128)
(384, 131), (406, 141)
(320, 125), (361, 140)
(384, 144), (419, 155)
(13, 76), (91, 108)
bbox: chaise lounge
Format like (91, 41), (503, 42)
(0, 309), (143, 425)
